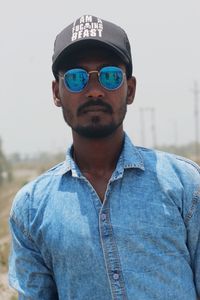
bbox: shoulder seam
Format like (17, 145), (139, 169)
(10, 192), (34, 242)
(10, 212), (34, 242)
(184, 190), (200, 224)
(176, 156), (200, 174)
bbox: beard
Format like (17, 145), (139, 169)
(73, 117), (122, 139)
(73, 104), (127, 138)
(62, 98), (127, 139)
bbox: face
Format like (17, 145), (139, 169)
(52, 47), (136, 139)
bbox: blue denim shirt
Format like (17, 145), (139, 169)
(9, 134), (200, 300)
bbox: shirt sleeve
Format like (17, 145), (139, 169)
(179, 158), (200, 298)
(8, 190), (59, 300)
(185, 189), (200, 298)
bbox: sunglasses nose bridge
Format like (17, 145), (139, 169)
(87, 70), (101, 87)
(85, 70), (105, 98)
(88, 70), (99, 80)
(88, 70), (99, 74)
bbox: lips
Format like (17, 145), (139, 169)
(82, 105), (108, 113)
(77, 99), (113, 116)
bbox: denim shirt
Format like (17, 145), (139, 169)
(9, 134), (200, 300)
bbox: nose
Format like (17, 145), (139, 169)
(85, 72), (105, 98)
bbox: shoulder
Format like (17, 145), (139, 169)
(123, 134), (200, 185)
(133, 146), (200, 222)
(10, 161), (67, 221)
(137, 146), (200, 179)
(136, 147), (200, 218)
(123, 134), (200, 179)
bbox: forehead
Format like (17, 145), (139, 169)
(59, 45), (125, 71)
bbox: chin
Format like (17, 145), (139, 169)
(74, 123), (120, 139)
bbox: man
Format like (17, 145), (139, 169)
(9, 15), (200, 300)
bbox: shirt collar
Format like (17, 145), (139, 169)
(57, 133), (145, 176)
(120, 133), (145, 170)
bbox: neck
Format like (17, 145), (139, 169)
(72, 127), (124, 173)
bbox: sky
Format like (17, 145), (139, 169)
(0, 0), (200, 155)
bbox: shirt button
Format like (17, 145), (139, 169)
(101, 213), (106, 221)
(113, 273), (119, 280)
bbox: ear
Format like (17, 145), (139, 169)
(126, 76), (136, 105)
(52, 80), (62, 107)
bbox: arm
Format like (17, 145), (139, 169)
(9, 192), (59, 300)
(185, 190), (200, 299)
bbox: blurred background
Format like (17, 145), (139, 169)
(0, 0), (200, 298)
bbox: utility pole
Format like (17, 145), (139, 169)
(149, 107), (157, 148)
(193, 81), (200, 160)
(173, 120), (178, 147)
(140, 107), (157, 148)
(140, 108), (146, 146)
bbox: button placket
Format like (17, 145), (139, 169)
(99, 207), (127, 300)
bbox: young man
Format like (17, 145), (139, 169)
(9, 15), (200, 299)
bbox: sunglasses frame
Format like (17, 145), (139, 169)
(58, 66), (126, 93)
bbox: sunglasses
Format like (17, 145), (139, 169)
(59, 66), (125, 93)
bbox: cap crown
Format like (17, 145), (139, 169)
(52, 15), (132, 77)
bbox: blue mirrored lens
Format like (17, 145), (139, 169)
(64, 68), (88, 92)
(99, 66), (123, 90)
(63, 66), (124, 92)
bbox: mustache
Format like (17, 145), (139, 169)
(77, 99), (113, 115)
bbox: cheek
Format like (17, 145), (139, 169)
(112, 85), (129, 108)
(61, 102), (77, 125)
(59, 82), (68, 101)
(58, 85), (75, 110)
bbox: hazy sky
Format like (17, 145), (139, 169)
(0, 0), (200, 155)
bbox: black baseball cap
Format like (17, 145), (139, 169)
(52, 15), (133, 78)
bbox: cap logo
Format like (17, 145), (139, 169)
(71, 15), (103, 42)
